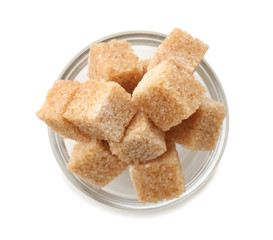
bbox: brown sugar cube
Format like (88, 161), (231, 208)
(140, 58), (150, 75)
(148, 28), (209, 73)
(63, 80), (136, 142)
(109, 112), (167, 164)
(167, 96), (227, 150)
(88, 39), (143, 93)
(129, 141), (185, 203)
(67, 140), (128, 188)
(132, 60), (206, 131)
(36, 80), (90, 142)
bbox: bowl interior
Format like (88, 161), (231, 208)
(49, 31), (229, 210)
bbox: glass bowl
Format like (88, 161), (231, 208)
(48, 31), (229, 210)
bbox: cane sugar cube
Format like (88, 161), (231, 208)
(140, 58), (150, 75)
(148, 28), (208, 73)
(63, 81), (136, 142)
(88, 40), (143, 93)
(167, 96), (227, 150)
(132, 60), (206, 131)
(67, 140), (128, 188)
(109, 112), (167, 164)
(129, 141), (185, 203)
(36, 80), (90, 142)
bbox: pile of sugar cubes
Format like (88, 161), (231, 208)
(37, 28), (226, 204)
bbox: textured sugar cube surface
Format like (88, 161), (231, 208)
(109, 112), (167, 164)
(148, 28), (208, 74)
(167, 96), (227, 150)
(63, 80), (136, 142)
(67, 140), (128, 188)
(88, 39), (143, 93)
(129, 141), (185, 203)
(36, 80), (90, 142)
(132, 60), (206, 131)
(140, 58), (150, 76)
(167, 57), (194, 77)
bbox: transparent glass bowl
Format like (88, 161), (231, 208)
(48, 31), (229, 210)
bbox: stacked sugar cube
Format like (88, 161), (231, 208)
(37, 28), (226, 204)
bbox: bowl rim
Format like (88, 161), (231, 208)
(48, 30), (229, 210)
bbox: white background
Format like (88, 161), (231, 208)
(1, 0), (272, 239)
